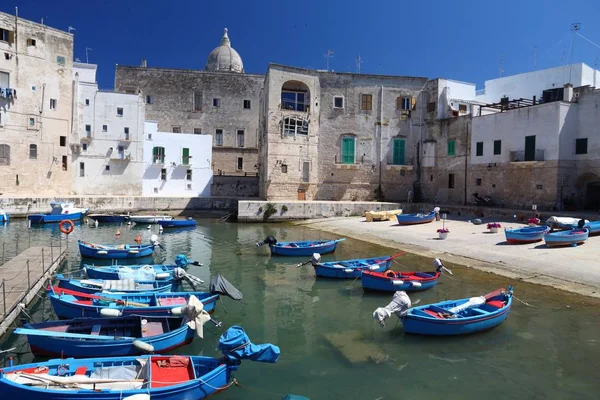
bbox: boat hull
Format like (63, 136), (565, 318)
(28, 211), (86, 224)
(129, 216), (173, 224)
(313, 257), (390, 279)
(584, 221), (600, 235)
(504, 226), (549, 244)
(270, 240), (342, 256)
(84, 264), (179, 281)
(544, 229), (589, 247)
(0, 213), (9, 223)
(396, 211), (436, 226)
(361, 270), (439, 292)
(57, 277), (174, 294)
(79, 241), (155, 259)
(159, 220), (197, 228)
(87, 214), (128, 223)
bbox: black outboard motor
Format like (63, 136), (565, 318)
(256, 235), (277, 247)
(578, 219), (586, 230)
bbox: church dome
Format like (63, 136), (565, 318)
(205, 28), (244, 73)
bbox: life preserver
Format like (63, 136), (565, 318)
(59, 219), (75, 235)
(386, 271), (396, 278)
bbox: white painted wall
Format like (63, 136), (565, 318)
(143, 122), (212, 197)
(72, 63), (144, 195)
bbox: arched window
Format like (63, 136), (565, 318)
(0, 144), (10, 166)
(29, 144), (38, 159)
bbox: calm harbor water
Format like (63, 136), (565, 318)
(0, 218), (599, 399)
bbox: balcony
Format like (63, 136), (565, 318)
(509, 149), (545, 163)
(111, 151), (130, 161)
(152, 156), (165, 166)
(119, 134), (131, 143)
(81, 132), (93, 141)
(385, 155), (414, 171)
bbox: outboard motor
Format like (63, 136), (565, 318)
(310, 253), (321, 266)
(578, 219), (586, 229)
(434, 258), (452, 274)
(256, 235), (277, 247)
(150, 234), (166, 251)
(175, 254), (190, 269)
(373, 291), (411, 327)
(173, 267), (205, 291)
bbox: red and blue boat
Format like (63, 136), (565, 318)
(504, 225), (549, 244)
(361, 259), (449, 292)
(257, 236), (345, 256)
(395, 210), (437, 226)
(0, 326), (280, 399)
(544, 229), (589, 247)
(310, 254), (391, 279)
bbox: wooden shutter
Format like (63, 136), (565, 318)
(411, 96), (417, 110)
(396, 97), (402, 110)
(393, 139), (406, 165)
(342, 137), (355, 164)
(182, 148), (190, 164)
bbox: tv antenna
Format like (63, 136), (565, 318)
(85, 47), (92, 63)
(356, 55), (362, 74)
(324, 49), (334, 71)
(569, 22), (581, 83)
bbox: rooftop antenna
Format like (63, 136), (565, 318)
(569, 22), (581, 83)
(324, 49), (334, 72)
(499, 54), (504, 77)
(68, 26), (76, 34)
(85, 47), (92, 64)
(356, 55), (362, 74)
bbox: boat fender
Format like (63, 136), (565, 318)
(343, 268), (354, 273)
(100, 308), (122, 317)
(132, 340), (154, 353)
(123, 395), (151, 400)
(156, 272), (170, 280)
(410, 281), (422, 288)
(128, 250), (139, 254)
(171, 306), (183, 315)
(97, 250), (108, 255)
(368, 265), (380, 270)
(392, 279), (404, 285)
(385, 271), (396, 278)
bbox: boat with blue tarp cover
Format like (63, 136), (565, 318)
(56, 274), (175, 294)
(28, 201), (89, 224)
(504, 225), (549, 244)
(310, 253), (391, 279)
(257, 235), (345, 256)
(0, 325), (280, 399)
(395, 210), (437, 226)
(361, 258), (450, 292)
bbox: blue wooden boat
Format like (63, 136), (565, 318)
(311, 254), (391, 279)
(504, 225), (549, 244)
(396, 210), (436, 226)
(361, 259), (447, 292)
(16, 315), (193, 358)
(48, 286), (219, 319)
(159, 219), (197, 228)
(87, 214), (129, 223)
(544, 229), (589, 247)
(402, 287), (513, 335)
(78, 240), (156, 259)
(83, 255), (194, 281)
(28, 201), (89, 224)
(257, 236), (345, 256)
(0, 209), (9, 223)
(56, 274), (175, 295)
(0, 326), (280, 399)
(583, 221), (600, 235)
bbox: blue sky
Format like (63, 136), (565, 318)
(3, 0), (600, 89)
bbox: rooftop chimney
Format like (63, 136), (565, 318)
(141, 58), (147, 68)
(564, 83), (573, 102)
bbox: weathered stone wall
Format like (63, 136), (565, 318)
(114, 66), (263, 176)
(0, 12), (74, 195)
(211, 175), (258, 197)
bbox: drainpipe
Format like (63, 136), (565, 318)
(378, 85), (383, 195)
(464, 122), (470, 205)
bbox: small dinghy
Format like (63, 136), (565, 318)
(396, 210), (437, 226)
(0, 326), (280, 399)
(256, 235), (345, 256)
(309, 253), (391, 279)
(56, 274), (174, 295)
(504, 225), (549, 244)
(361, 258), (450, 292)
(373, 286), (513, 336)
(544, 229), (589, 248)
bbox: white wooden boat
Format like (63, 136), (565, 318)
(128, 215), (173, 224)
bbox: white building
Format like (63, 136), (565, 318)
(143, 122), (212, 197)
(71, 63), (145, 195)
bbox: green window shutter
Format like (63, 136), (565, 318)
(182, 148), (190, 164)
(342, 137), (355, 164)
(393, 139), (406, 165)
(447, 140), (455, 156)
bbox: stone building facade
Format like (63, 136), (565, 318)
(114, 29), (262, 177)
(72, 62), (145, 195)
(0, 11), (74, 195)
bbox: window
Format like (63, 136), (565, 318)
(146, 95), (153, 104)
(493, 140), (502, 155)
(3, 53), (8, 60)
(193, 128), (202, 135)
(215, 129), (223, 146)
(194, 92), (202, 111)
(476, 178), (482, 186)
(60, 136), (66, 147)
(117, 108), (123, 117)
(31, 85), (36, 91)
(536, 184), (543, 190)
(152, 146), (165, 164)
(283, 117), (308, 136)
(29, 117), (35, 127)
(302, 161), (310, 182)
(237, 130), (245, 147)
(0, 28), (13, 43)
(172, 126), (181, 133)
(186, 169), (192, 181)
(576, 138), (588, 155)
(56, 56), (65, 66)
(62, 155), (68, 171)
(105, 165), (110, 171)
(448, 173), (455, 189)
(160, 168), (167, 181)
(427, 102), (436, 113)
(334, 96), (344, 108)
(243, 100), (251, 109)
(341, 136), (355, 164)
(29, 144), (37, 159)
(0, 71), (9, 88)
(392, 138), (406, 165)
(447, 139), (456, 156)
(85, 99), (90, 106)
(124, 127), (130, 140)
(459, 104), (467, 114)
(476, 142), (483, 156)
(237, 157), (243, 170)
(27, 38), (36, 47)
(0, 144), (9, 165)
(281, 164), (288, 173)
(50, 99), (57, 110)
(79, 162), (85, 177)
(361, 94), (372, 111)
(118, 145), (124, 153)
(213, 98), (221, 107)
(82, 143), (87, 151)
(397, 96), (411, 110)
(102, 125), (107, 132)
(282, 91), (307, 111)
(182, 148), (190, 165)
(85, 125), (91, 135)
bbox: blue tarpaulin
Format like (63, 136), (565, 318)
(218, 326), (280, 363)
(175, 254), (190, 268)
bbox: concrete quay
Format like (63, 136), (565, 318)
(294, 216), (600, 298)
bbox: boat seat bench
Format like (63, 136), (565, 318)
(90, 325), (102, 335)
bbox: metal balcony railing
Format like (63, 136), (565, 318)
(509, 149), (545, 162)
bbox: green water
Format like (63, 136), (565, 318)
(0, 219), (599, 399)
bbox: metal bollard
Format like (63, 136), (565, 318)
(26, 260), (30, 289)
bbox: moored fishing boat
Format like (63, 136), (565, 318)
(0, 325), (280, 399)
(395, 210), (437, 226)
(0, 208), (9, 223)
(87, 214), (129, 223)
(361, 258), (450, 292)
(56, 274), (175, 295)
(78, 239), (160, 259)
(504, 225), (549, 244)
(309, 253), (392, 279)
(159, 219), (197, 229)
(256, 236), (345, 256)
(544, 229), (589, 247)
(28, 201), (89, 224)
(83, 254), (195, 281)
(583, 221), (600, 235)
(129, 215), (173, 224)
(373, 286), (513, 336)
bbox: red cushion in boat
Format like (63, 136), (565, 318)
(75, 366), (88, 375)
(486, 300), (505, 309)
(423, 309), (443, 319)
(151, 356), (193, 388)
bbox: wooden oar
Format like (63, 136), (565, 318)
(14, 328), (135, 341)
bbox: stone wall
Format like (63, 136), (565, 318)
(211, 175), (259, 197)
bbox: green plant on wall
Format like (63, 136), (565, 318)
(281, 205), (288, 213)
(263, 203), (277, 221)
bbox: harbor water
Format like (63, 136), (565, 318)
(0, 218), (599, 399)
